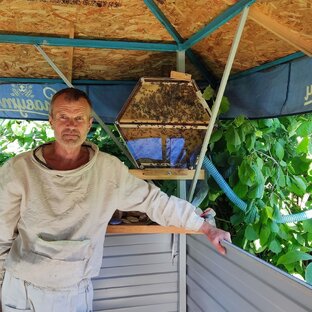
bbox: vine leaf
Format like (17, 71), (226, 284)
(277, 251), (312, 265)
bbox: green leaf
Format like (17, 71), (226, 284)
(288, 176), (307, 196)
(274, 142), (284, 160)
(294, 233), (305, 245)
(210, 129), (223, 143)
(262, 165), (272, 178)
(253, 239), (267, 253)
(277, 250), (312, 265)
(269, 239), (282, 254)
(246, 134), (256, 152)
(207, 189), (223, 201)
(233, 182), (248, 198)
(225, 127), (240, 153)
(202, 85), (214, 101)
(308, 163), (312, 177)
(261, 119), (274, 127)
(237, 127), (246, 143)
(219, 96), (230, 114)
(264, 206), (273, 220)
(253, 164), (265, 184)
(296, 136), (309, 154)
(234, 115), (245, 127)
(291, 157), (311, 174)
(277, 167), (286, 187)
(248, 183), (264, 199)
(277, 228), (289, 240)
(305, 262), (312, 284)
(245, 225), (258, 241)
(297, 121), (312, 137)
(233, 129), (241, 147)
(303, 219), (312, 233)
(260, 225), (271, 245)
(255, 130), (262, 138)
(256, 157), (264, 169)
(270, 221), (279, 233)
(294, 176), (307, 193)
(244, 201), (259, 224)
(230, 214), (243, 226)
(238, 160), (253, 186)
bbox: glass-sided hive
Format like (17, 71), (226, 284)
(116, 77), (210, 169)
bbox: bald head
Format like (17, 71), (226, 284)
(49, 88), (93, 116)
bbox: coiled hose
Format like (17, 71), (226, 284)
(202, 156), (312, 223)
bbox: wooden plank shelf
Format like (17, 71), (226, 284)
(129, 168), (205, 180)
(107, 224), (201, 234)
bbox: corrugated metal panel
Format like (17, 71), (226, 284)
(92, 233), (179, 312)
(186, 235), (312, 312)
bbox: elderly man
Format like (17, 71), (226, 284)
(0, 88), (231, 312)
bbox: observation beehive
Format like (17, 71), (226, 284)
(116, 77), (210, 169)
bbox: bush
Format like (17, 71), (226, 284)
(202, 114), (312, 283)
(0, 119), (54, 166)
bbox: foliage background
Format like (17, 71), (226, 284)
(0, 114), (311, 284)
(202, 114), (312, 284)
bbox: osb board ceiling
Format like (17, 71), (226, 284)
(157, 0), (312, 76)
(154, 0), (231, 39)
(0, 44), (203, 80)
(0, 0), (311, 81)
(0, 0), (172, 41)
(192, 17), (299, 76)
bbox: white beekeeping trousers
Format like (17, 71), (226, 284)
(1, 271), (93, 312)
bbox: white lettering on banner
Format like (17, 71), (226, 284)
(43, 87), (57, 101)
(304, 84), (312, 106)
(0, 85), (57, 118)
(0, 98), (50, 118)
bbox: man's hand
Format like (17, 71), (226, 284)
(200, 221), (231, 255)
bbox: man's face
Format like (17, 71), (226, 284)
(49, 94), (93, 148)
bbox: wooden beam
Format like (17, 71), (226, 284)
(107, 224), (201, 234)
(224, 0), (312, 56)
(0, 34), (177, 52)
(130, 168), (205, 180)
(249, 7), (311, 56)
(170, 71), (192, 81)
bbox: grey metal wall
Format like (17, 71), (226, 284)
(92, 233), (179, 312)
(186, 235), (312, 312)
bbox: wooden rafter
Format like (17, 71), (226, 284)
(248, 7), (312, 56)
(224, 0), (312, 56)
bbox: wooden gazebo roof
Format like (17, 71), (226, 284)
(0, 0), (310, 84)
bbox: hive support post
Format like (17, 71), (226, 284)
(176, 50), (186, 74)
(177, 180), (187, 312)
(176, 49), (187, 312)
(188, 5), (251, 202)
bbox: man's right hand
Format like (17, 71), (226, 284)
(200, 221), (231, 255)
